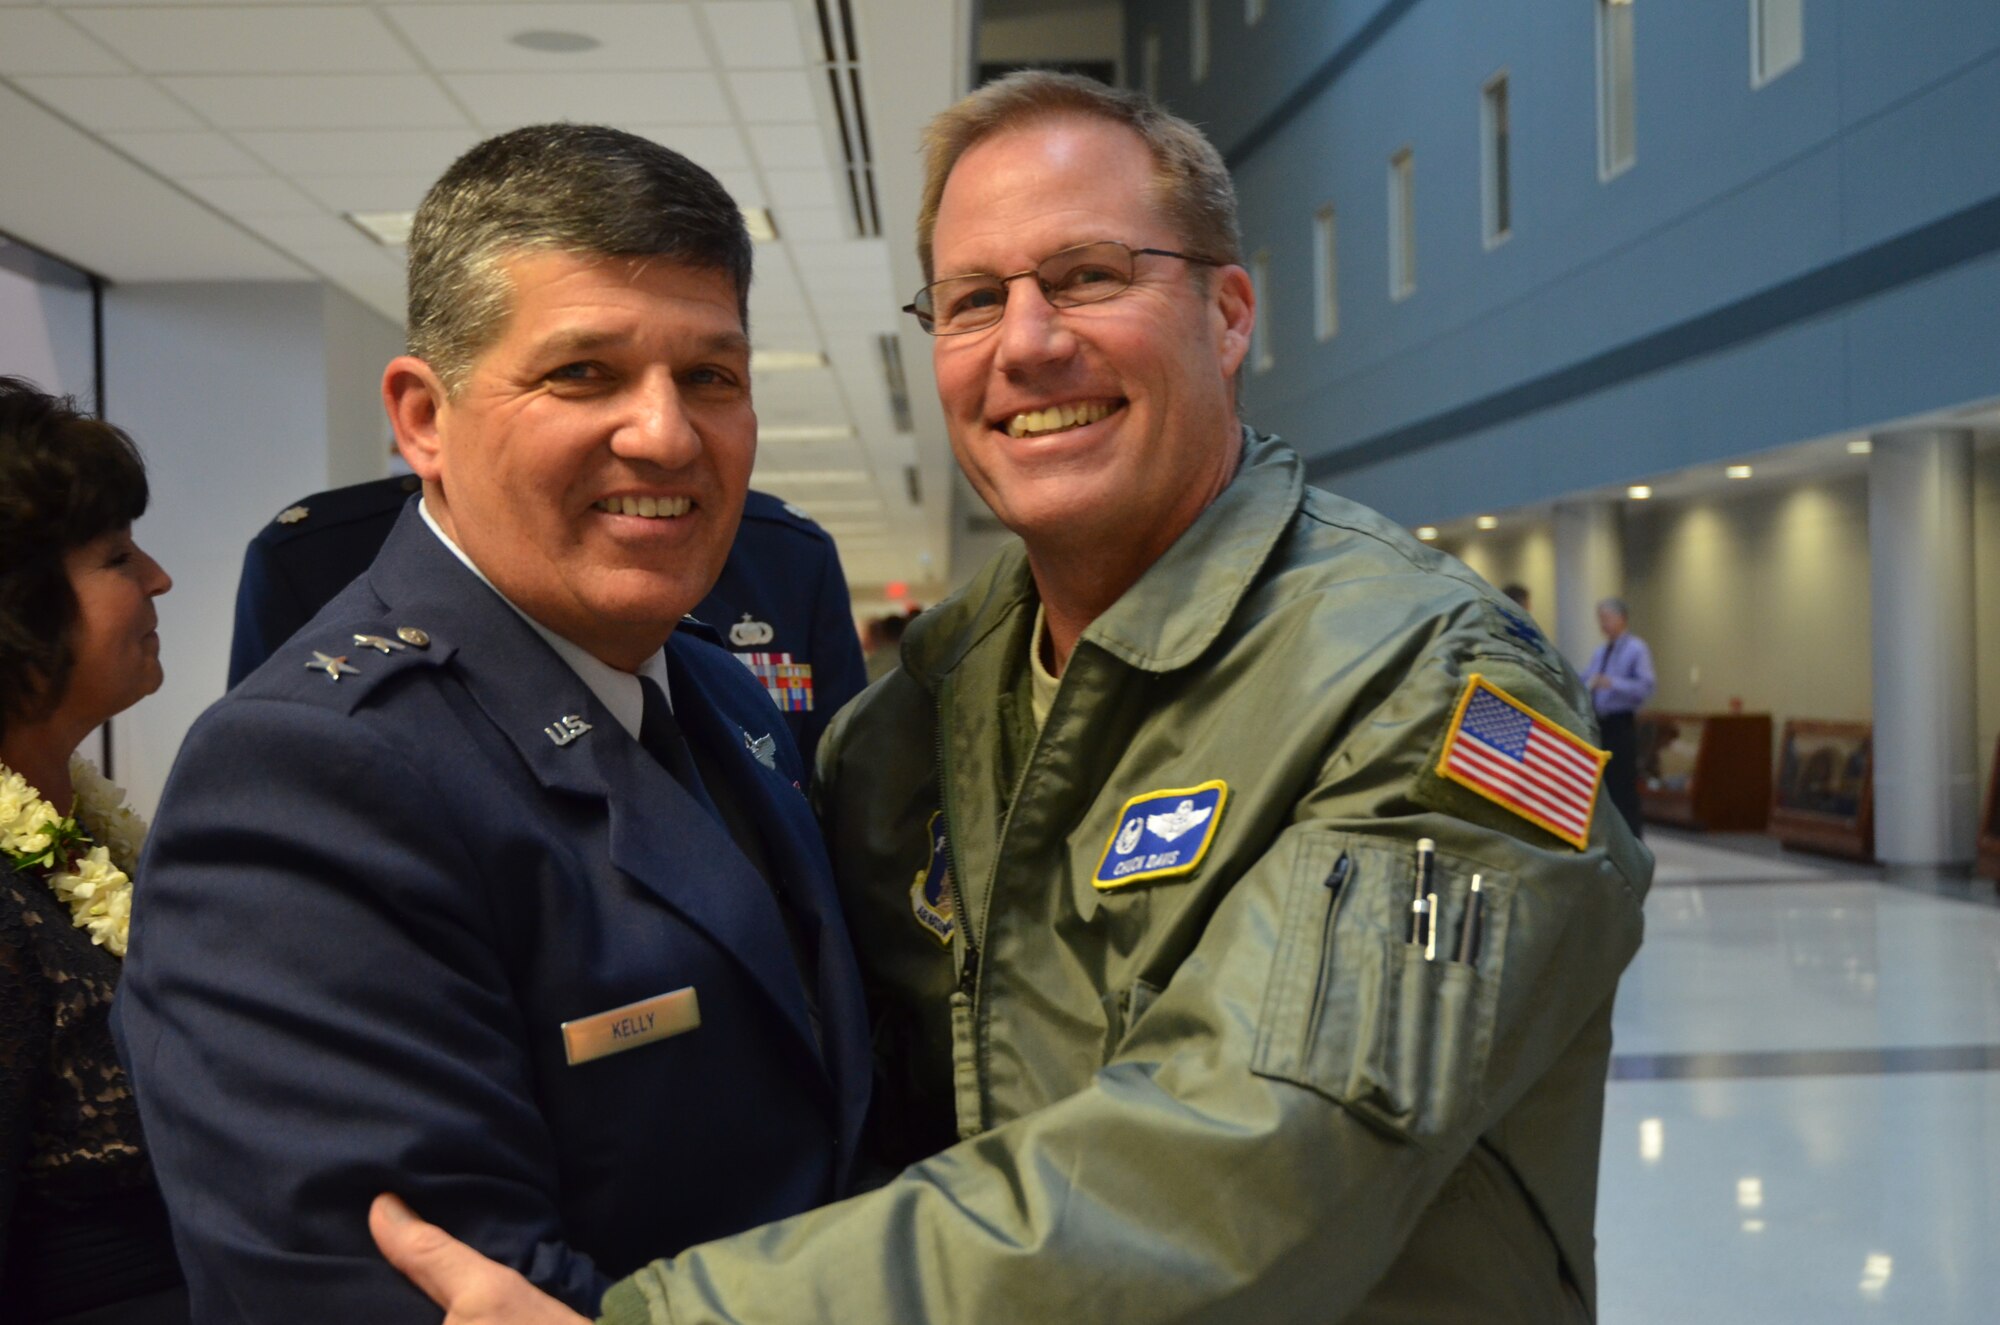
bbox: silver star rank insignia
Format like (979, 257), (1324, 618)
(305, 651), (359, 681)
(275, 505), (309, 524)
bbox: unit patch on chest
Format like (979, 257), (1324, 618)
(909, 810), (955, 944)
(1093, 780), (1229, 890)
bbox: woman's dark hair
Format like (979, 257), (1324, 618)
(0, 376), (150, 742)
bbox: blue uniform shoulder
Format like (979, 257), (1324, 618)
(737, 489), (834, 548)
(232, 583), (453, 718)
(251, 474), (420, 548)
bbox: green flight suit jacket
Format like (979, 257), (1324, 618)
(602, 432), (1652, 1324)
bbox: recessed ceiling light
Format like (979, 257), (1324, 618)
(1846, 438), (1873, 455)
(345, 210), (414, 246)
(1475, 515), (1499, 530)
(1726, 465), (1753, 479)
(1415, 525), (1438, 541)
(750, 350), (828, 372)
(509, 29), (602, 53)
(1626, 485), (1653, 500)
(760, 425), (854, 443)
(741, 207), (778, 242)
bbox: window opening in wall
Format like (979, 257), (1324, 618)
(1313, 204), (1338, 340)
(1247, 0), (1266, 24)
(1597, 0), (1636, 179)
(1192, 0), (1211, 83)
(1250, 248), (1273, 373)
(1388, 148), (1416, 301)
(1142, 29), (1161, 98)
(1752, 0), (1802, 86)
(1481, 73), (1512, 246)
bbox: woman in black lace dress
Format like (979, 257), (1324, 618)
(1, 378), (184, 1325)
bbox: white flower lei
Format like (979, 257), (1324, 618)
(0, 755), (146, 957)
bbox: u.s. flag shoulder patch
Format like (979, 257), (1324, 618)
(735, 652), (814, 712)
(1436, 675), (1609, 850)
(1093, 780), (1228, 890)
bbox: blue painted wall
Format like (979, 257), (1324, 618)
(1124, 0), (2000, 523)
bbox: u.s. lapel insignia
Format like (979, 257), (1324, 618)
(728, 614), (775, 647)
(1093, 780), (1228, 890)
(305, 650), (359, 681)
(743, 730), (777, 769)
(545, 714), (592, 747)
(909, 810), (954, 944)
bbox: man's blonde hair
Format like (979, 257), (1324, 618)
(916, 71), (1242, 281)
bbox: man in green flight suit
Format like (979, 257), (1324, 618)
(372, 72), (1652, 1324)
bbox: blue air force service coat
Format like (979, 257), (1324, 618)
(229, 481), (867, 766)
(116, 508), (873, 1323)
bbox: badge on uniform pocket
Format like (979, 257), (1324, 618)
(1093, 780), (1228, 890)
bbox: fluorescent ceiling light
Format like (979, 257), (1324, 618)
(1475, 515), (1499, 530)
(741, 207), (778, 242)
(750, 349), (828, 372)
(1415, 526), (1438, 541)
(1846, 438), (1873, 455)
(510, 29), (601, 52)
(346, 211), (414, 246)
(1726, 465), (1753, 479)
(760, 425), (855, 443)
(751, 469), (870, 484)
(1626, 485), (1653, 500)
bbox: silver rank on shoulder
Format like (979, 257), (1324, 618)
(305, 650), (359, 681)
(353, 633), (408, 654)
(275, 505), (309, 525)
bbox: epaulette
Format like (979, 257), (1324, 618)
(675, 614), (726, 648)
(258, 475), (420, 545)
(253, 619), (453, 716)
(738, 489), (833, 542)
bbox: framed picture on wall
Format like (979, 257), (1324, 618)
(1768, 720), (1874, 860)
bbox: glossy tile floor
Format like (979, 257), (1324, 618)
(1598, 831), (2000, 1324)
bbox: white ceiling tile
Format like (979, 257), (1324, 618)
(290, 173), (436, 213)
(714, 169), (766, 208)
(386, 4), (705, 73)
(773, 206), (850, 241)
(629, 124), (751, 173)
(233, 128), (479, 177)
(243, 213), (379, 253)
(161, 74), (468, 129)
(0, 10), (127, 75)
(747, 123), (830, 172)
(105, 130), (265, 176)
(763, 167), (839, 210)
(178, 173), (322, 217)
(11, 75), (202, 130)
(69, 6), (416, 75)
(726, 69), (818, 123)
(787, 237), (890, 273)
(702, 2), (808, 68)
(444, 70), (730, 128)
(49, 1), (339, 6)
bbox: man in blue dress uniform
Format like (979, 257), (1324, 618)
(116, 124), (872, 1323)
(230, 481), (865, 765)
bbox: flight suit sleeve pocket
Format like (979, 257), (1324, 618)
(1250, 831), (1513, 1145)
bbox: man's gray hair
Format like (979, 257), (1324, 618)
(1597, 597), (1630, 618)
(406, 123), (753, 394)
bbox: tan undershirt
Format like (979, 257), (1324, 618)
(1029, 604), (1061, 731)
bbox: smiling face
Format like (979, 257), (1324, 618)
(61, 526), (172, 725)
(387, 249), (755, 670)
(928, 115), (1253, 566)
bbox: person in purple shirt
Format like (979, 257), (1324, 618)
(1582, 597), (1655, 837)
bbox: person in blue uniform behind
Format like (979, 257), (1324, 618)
(114, 123), (872, 1323)
(230, 479), (865, 766)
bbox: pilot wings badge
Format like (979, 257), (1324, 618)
(1093, 780), (1228, 891)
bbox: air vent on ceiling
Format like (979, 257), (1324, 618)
(814, 0), (882, 238)
(877, 333), (913, 433)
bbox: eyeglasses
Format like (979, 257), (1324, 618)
(903, 240), (1222, 336)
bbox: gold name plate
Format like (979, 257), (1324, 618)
(561, 986), (701, 1066)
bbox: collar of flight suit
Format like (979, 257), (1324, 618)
(902, 426), (1304, 686)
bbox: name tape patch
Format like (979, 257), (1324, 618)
(1093, 780), (1228, 890)
(561, 986), (701, 1066)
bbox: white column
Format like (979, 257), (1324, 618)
(1868, 428), (1979, 870)
(1553, 500), (1623, 671)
